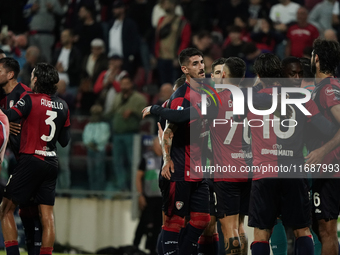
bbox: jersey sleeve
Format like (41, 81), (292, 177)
(305, 99), (320, 120)
(170, 97), (186, 110)
(64, 109), (70, 127)
(321, 84), (340, 109)
(3, 94), (32, 121)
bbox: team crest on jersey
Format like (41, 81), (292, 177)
(9, 100), (14, 108)
(272, 144), (282, 150)
(176, 201), (184, 210)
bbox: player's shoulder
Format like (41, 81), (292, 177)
(51, 94), (70, 109)
(171, 83), (189, 100)
(18, 83), (32, 92)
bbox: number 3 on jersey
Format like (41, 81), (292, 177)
(41, 110), (57, 142)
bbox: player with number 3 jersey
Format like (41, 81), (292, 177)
(0, 63), (70, 255)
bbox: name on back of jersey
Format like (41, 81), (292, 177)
(41, 98), (63, 110)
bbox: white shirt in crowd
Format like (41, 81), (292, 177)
(108, 20), (124, 58)
(269, 1), (300, 24)
(58, 47), (71, 71)
(151, 3), (183, 27)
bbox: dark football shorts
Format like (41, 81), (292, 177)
(207, 179), (217, 217)
(312, 178), (340, 221)
(161, 179), (210, 217)
(4, 154), (58, 206)
(214, 181), (251, 218)
(248, 178), (311, 230)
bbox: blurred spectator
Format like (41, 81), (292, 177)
(242, 42), (269, 77)
(0, 50), (5, 59)
(76, 78), (97, 115)
(181, 0), (214, 33)
(248, 0), (269, 29)
(324, 28), (338, 41)
(217, 0), (249, 35)
(203, 55), (214, 77)
(13, 34), (28, 69)
(106, 75), (147, 191)
(151, 0), (183, 28)
(308, 0), (337, 34)
(191, 31), (222, 60)
(302, 46), (313, 58)
(223, 26), (246, 58)
(304, 0), (323, 10)
(107, 0), (141, 77)
(269, 0), (300, 33)
(286, 7), (319, 57)
(154, 83), (173, 105)
(155, 0), (191, 85)
(23, 0), (64, 63)
(83, 104), (111, 191)
(18, 46), (40, 86)
(56, 79), (75, 112)
(52, 29), (82, 92)
(82, 38), (108, 86)
(56, 80), (72, 190)
(74, 4), (104, 58)
(128, 0), (155, 74)
(133, 137), (162, 255)
(94, 56), (127, 114)
(222, 17), (251, 48)
(251, 18), (284, 52)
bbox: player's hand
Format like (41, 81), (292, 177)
(305, 147), (326, 165)
(9, 122), (21, 136)
(138, 194), (147, 210)
(157, 122), (163, 144)
(162, 160), (174, 180)
(123, 109), (132, 119)
(142, 106), (151, 119)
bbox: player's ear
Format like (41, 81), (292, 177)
(7, 71), (14, 80)
(181, 65), (188, 75)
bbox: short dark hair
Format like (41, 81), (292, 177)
(178, 48), (203, 66)
(174, 74), (186, 90)
(0, 57), (20, 79)
(82, 4), (96, 18)
(300, 57), (314, 82)
(0, 49), (5, 55)
(225, 57), (246, 80)
(32, 63), (59, 94)
(242, 42), (258, 56)
(281, 56), (301, 69)
(211, 58), (227, 72)
(254, 53), (282, 84)
(313, 38), (340, 75)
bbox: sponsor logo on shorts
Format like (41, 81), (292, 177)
(9, 100), (14, 108)
(177, 106), (183, 110)
(176, 201), (184, 210)
(315, 209), (322, 213)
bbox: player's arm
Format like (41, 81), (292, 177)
(1, 95), (32, 122)
(58, 109), (71, 147)
(136, 158), (147, 210)
(161, 122), (176, 180)
(305, 102), (340, 164)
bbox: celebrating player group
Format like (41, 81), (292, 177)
(142, 38), (340, 255)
